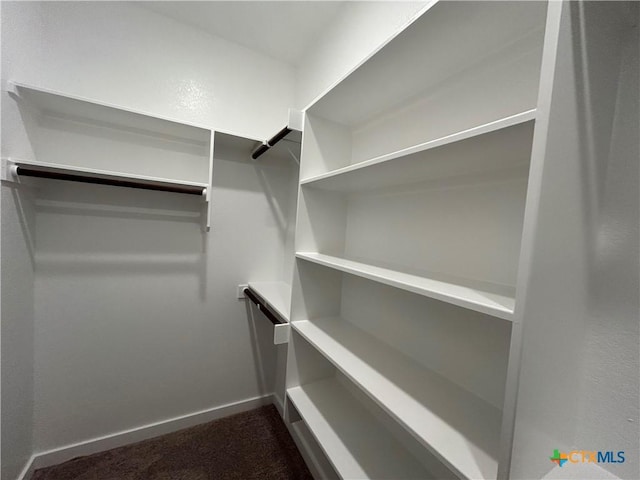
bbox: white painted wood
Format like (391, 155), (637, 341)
(300, 111), (535, 191)
(206, 130), (215, 231)
(308, 2), (545, 127)
(290, 3), (551, 479)
(292, 318), (501, 480)
(300, 113), (352, 180)
(273, 324), (290, 345)
(248, 281), (291, 322)
(303, 2), (546, 176)
(287, 377), (430, 479)
(288, 420), (340, 480)
(296, 252), (514, 320)
(9, 82), (213, 185)
(287, 109), (304, 132)
(497, 2), (565, 478)
(11, 81), (212, 137)
(509, 2), (640, 479)
(339, 275), (511, 411)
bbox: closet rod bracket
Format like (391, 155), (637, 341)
(1, 158), (20, 183)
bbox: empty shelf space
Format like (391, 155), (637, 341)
(247, 281), (291, 322)
(291, 318), (502, 480)
(287, 378), (430, 480)
(295, 253), (514, 320)
(10, 82), (210, 145)
(300, 111), (535, 192)
(309, 1), (546, 127)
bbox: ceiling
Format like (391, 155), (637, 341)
(137, 1), (346, 66)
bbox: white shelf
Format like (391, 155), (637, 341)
(10, 82), (210, 144)
(7, 81), (214, 230)
(287, 378), (430, 480)
(300, 111), (535, 192)
(308, 1), (546, 126)
(247, 281), (291, 322)
(292, 318), (502, 480)
(296, 252), (514, 320)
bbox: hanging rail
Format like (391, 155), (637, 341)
(250, 110), (303, 160)
(251, 126), (293, 160)
(244, 288), (286, 325)
(2, 159), (207, 196)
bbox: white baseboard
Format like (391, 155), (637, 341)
(22, 394), (273, 476)
(273, 392), (285, 418)
(16, 456), (37, 480)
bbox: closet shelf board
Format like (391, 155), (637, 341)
(287, 378), (430, 479)
(247, 281), (291, 322)
(300, 111), (535, 192)
(295, 253), (514, 320)
(292, 318), (501, 480)
(10, 82), (211, 144)
(307, 0), (546, 126)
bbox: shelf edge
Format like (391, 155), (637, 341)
(296, 252), (514, 321)
(300, 110), (536, 187)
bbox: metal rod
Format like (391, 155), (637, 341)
(268, 126), (293, 146)
(251, 126), (294, 160)
(251, 143), (270, 160)
(15, 166), (205, 196)
(244, 288), (285, 325)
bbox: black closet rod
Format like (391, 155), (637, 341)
(243, 288), (285, 325)
(15, 166), (206, 196)
(251, 126), (293, 160)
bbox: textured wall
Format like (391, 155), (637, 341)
(295, 1), (428, 109)
(510, 2), (639, 479)
(1, 0), (297, 465)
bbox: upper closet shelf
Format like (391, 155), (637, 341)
(300, 111), (535, 192)
(296, 252), (515, 320)
(307, 0), (546, 125)
(6, 81), (215, 230)
(8, 82), (211, 144)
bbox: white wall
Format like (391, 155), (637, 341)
(295, 1), (428, 109)
(510, 2), (639, 479)
(2, 1), (295, 140)
(1, 0), (298, 465)
(1, 185), (36, 480)
(1, 3), (40, 476)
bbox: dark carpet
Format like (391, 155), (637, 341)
(31, 405), (313, 480)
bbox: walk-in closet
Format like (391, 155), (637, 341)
(1, 1), (638, 480)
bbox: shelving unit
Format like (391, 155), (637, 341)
(287, 377), (431, 479)
(292, 318), (501, 480)
(7, 81), (215, 229)
(287, 1), (550, 479)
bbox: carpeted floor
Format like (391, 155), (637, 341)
(31, 405), (313, 480)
